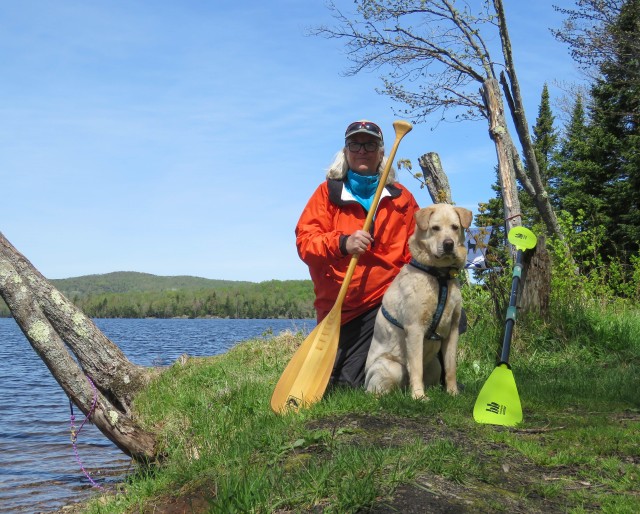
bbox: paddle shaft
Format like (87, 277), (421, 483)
(474, 256), (525, 427)
(500, 249), (524, 364)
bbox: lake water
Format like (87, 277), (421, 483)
(0, 317), (315, 513)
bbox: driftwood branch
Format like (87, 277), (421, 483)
(0, 232), (158, 460)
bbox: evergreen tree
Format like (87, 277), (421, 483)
(586, 0), (640, 261)
(553, 95), (599, 219)
(523, 84), (560, 225)
(532, 84), (559, 186)
(552, 0), (640, 286)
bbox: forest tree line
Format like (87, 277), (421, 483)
(0, 274), (316, 319)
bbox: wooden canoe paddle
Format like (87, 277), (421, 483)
(271, 120), (413, 414)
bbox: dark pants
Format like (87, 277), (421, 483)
(329, 306), (467, 390)
(329, 306), (380, 389)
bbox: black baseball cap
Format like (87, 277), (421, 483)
(344, 120), (383, 142)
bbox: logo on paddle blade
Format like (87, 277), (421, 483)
(507, 226), (537, 250)
(485, 401), (507, 415)
(286, 395), (301, 410)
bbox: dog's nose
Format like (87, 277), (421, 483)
(443, 238), (455, 253)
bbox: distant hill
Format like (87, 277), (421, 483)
(51, 271), (253, 298)
(1, 272), (315, 319)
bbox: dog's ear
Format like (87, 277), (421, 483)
(455, 207), (473, 229)
(415, 206), (436, 231)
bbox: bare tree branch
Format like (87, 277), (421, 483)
(313, 0), (498, 122)
(551, 0), (624, 80)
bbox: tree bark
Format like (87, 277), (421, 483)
(0, 232), (158, 461)
(480, 78), (553, 316)
(418, 152), (453, 204)
(521, 235), (551, 318)
(494, 0), (565, 242)
(480, 78), (522, 242)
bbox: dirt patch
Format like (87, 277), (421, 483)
(305, 413), (588, 513)
(138, 488), (215, 514)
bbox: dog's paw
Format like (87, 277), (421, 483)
(446, 384), (460, 396)
(369, 389), (387, 399)
(411, 389), (429, 400)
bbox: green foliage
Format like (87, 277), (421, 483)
(547, 210), (640, 302)
(527, 83), (560, 226)
(552, 1), (640, 284)
(532, 84), (559, 184)
(474, 3), (640, 301)
(466, 196), (513, 321)
(552, 94), (591, 211)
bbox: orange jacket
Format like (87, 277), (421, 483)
(296, 179), (420, 324)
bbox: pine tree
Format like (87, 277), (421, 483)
(532, 84), (559, 186)
(586, 0), (640, 261)
(552, 0), (640, 285)
(553, 95), (600, 219)
(524, 84), (560, 225)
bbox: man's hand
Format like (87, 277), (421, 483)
(346, 230), (374, 255)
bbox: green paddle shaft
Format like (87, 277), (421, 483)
(500, 248), (523, 364)
(501, 225), (538, 364)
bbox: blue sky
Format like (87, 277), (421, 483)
(1, 1), (583, 282)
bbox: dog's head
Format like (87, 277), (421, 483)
(409, 204), (473, 268)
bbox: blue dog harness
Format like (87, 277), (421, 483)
(380, 259), (459, 340)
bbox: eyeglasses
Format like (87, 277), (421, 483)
(345, 121), (383, 139)
(346, 141), (380, 152)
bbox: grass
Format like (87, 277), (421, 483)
(81, 297), (639, 513)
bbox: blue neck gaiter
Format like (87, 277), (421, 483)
(345, 169), (379, 212)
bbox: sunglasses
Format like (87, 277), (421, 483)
(346, 141), (380, 153)
(345, 121), (383, 138)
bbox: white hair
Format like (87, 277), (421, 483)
(325, 147), (397, 185)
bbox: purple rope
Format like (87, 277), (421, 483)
(69, 374), (105, 490)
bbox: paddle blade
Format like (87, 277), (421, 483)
(270, 307), (341, 414)
(507, 226), (537, 251)
(473, 364), (523, 426)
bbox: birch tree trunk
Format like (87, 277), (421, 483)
(0, 232), (158, 461)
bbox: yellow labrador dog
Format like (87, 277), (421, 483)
(364, 204), (473, 399)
